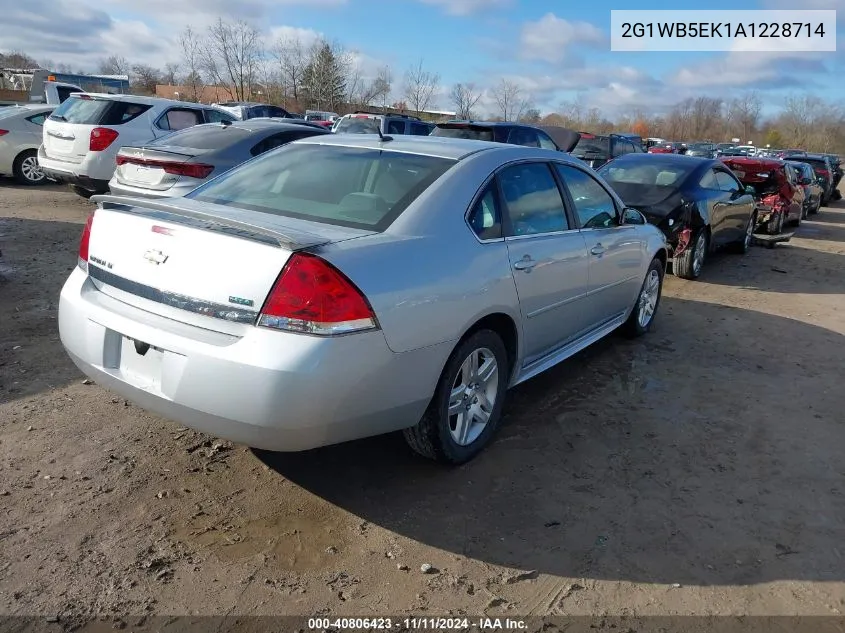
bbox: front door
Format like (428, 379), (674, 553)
(554, 163), (644, 324)
(498, 162), (592, 365)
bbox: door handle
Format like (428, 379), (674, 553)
(513, 255), (536, 271)
(590, 243), (605, 256)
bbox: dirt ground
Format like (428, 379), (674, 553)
(1, 181), (844, 623)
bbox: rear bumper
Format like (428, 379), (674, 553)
(38, 146), (111, 192)
(58, 267), (446, 451)
(107, 179), (193, 199)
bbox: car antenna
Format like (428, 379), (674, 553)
(376, 127), (393, 142)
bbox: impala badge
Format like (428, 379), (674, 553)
(143, 249), (169, 265)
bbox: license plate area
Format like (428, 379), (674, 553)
(120, 335), (164, 389)
(123, 163), (162, 185)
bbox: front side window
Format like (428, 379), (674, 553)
(499, 163), (568, 236)
(387, 119), (406, 134)
(699, 169), (719, 189)
(555, 164), (618, 229)
(205, 108), (234, 123)
(188, 145), (456, 231)
(335, 116), (381, 134)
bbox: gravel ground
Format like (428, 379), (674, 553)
(1, 181), (844, 623)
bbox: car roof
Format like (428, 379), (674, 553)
(614, 152), (714, 166)
(294, 133), (585, 162)
(73, 93), (210, 108)
(219, 119), (327, 133)
(439, 120), (522, 128)
(0, 104), (53, 114)
(800, 153), (830, 160)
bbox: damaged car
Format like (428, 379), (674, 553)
(720, 156), (804, 234)
(598, 153), (756, 280)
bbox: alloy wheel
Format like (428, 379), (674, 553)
(447, 347), (499, 446)
(692, 233), (707, 276)
(637, 269), (660, 328)
(21, 155), (45, 183)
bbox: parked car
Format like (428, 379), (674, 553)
(645, 137), (667, 150)
(684, 143), (716, 158)
(598, 153), (756, 279)
(714, 143), (736, 157)
(778, 148), (807, 159)
(59, 134), (668, 464)
(721, 156), (804, 233)
(213, 102), (293, 120)
(0, 104), (54, 185)
(821, 153), (842, 199)
(571, 132), (642, 168)
(648, 142), (686, 155)
(431, 121), (580, 153)
(108, 120), (329, 199)
(718, 146), (752, 157)
(304, 110), (339, 127)
(785, 154), (837, 206)
(789, 161), (823, 217)
(39, 94), (236, 198)
(334, 111), (434, 136)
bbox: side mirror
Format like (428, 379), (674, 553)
(622, 208), (646, 225)
(744, 185), (755, 195)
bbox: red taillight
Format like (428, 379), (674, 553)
(0, 130), (8, 136)
(116, 155), (213, 179)
(817, 169), (830, 178)
(90, 127), (119, 152)
(258, 253), (377, 335)
(78, 212), (95, 270)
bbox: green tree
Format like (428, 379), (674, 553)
(302, 41), (347, 111)
(765, 128), (784, 148)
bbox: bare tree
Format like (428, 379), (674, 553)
(99, 55), (130, 76)
(202, 18), (263, 101)
(372, 65), (392, 111)
(727, 92), (762, 143)
(162, 62), (180, 86)
(273, 36), (310, 105)
(179, 26), (204, 102)
(403, 59), (439, 115)
(491, 79), (529, 121)
(0, 50), (40, 69)
(450, 82), (481, 119)
(131, 64), (161, 96)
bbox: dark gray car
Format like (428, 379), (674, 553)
(108, 120), (329, 198)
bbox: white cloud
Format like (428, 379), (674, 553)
(519, 13), (607, 64)
(417, 0), (511, 16)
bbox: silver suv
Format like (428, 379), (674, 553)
(334, 111), (435, 136)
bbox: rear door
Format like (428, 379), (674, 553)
(555, 163), (644, 324)
(499, 161), (592, 364)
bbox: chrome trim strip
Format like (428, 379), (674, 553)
(87, 264), (258, 325)
(526, 293), (583, 319)
(585, 275), (638, 297)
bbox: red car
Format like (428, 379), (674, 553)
(721, 157), (804, 233)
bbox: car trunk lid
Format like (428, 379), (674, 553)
(114, 146), (207, 191)
(84, 195), (375, 335)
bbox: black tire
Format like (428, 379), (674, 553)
(623, 257), (664, 338)
(833, 189), (842, 201)
(403, 329), (509, 464)
(674, 228), (708, 280)
(12, 150), (46, 186)
(730, 210), (757, 254)
(70, 184), (95, 199)
(809, 199), (820, 215)
(767, 211), (784, 235)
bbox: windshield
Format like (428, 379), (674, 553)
(188, 144), (456, 231)
(49, 97), (151, 125)
(431, 125), (495, 142)
(573, 136), (610, 157)
(335, 116), (381, 134)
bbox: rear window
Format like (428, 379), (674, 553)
(573, 135), (610, 158)
(49, 97), (152, 125)
(187, 144), (456, 231)
(146, 124), (252, 150)
(431, 125), (494, 142)
(335, 116), (381, 134)
(598, 161), (695, 187)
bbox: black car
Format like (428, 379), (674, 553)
(822, 153), (842, 199)
(571, 132), (643, 168)
(785, 154), (836, 205)
(214, 101), (293, 120)
(598, 153), (756, 280)
(430, 121), (580, 152)
(685, 143), (716, 158)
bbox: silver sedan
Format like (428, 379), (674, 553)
(58, 134), (668, 464)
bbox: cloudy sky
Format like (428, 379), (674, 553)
(1, 0), (842, 117)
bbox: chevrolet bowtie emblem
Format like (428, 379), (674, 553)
(143, 249), (169, 265)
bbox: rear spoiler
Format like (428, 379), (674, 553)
(90, 195), (333, 251)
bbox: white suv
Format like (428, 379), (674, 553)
(38, 94), (235, 198)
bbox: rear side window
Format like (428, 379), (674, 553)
(49, 97), (152, 125)
(249, 129), (326, 156)
(158, 108), (203, 131)
(467, 185), (502, 240)
(335, 116), (381, 134)
(431, 126), (494, 142)
(147, 124), (251, 150)
(188, 145), (456, 231)
(26, 112), (50, 125)
(537, 131), (557, 150)
(410, 122), (433, 136)
(387, 119), (406, 134)
(499, 163), (568, 235)
(507, 127), (540, 148)
(205, 109), (234, 123)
